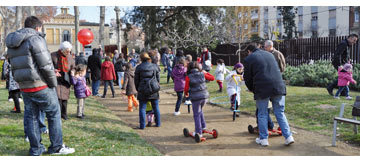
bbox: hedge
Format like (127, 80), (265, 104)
(283, 60), (360, 91)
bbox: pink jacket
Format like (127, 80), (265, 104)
(337, 68), (356, 86)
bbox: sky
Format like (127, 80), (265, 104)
(56, 6), (131, 24)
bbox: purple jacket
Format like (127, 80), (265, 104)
(172, 64), (187, 92)
(72, 76), (87, 98)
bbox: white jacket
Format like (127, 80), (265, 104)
(214, 64), (230, 81)
(225, 71), (245, 105)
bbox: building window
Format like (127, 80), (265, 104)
(311, 13), (318, 31)
(329, 10), (336, 30)
(312, 31), (318, 38)
(355, 10), (360, 23)
(238, 12), (242, 18)
(298, 32), (303, 38)
(244, 24), (248, 29)
(62, 30), (71, 42)
(311, 6), (318, 13)
(329, 29), (336, 37)
(298, 6), (303, 15)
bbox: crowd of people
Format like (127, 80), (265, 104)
(1, 15), (359, 155)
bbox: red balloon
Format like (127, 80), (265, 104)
(77, 29), (94, 46)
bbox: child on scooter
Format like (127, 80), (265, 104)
(225, 63), (245, 117)
(184, 61), (215, 137)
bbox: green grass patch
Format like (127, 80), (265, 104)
(160, 65), (360, 145)
(0, 82), (162, 156)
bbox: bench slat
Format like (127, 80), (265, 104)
(334, 117), (360, 125)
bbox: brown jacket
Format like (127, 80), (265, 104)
(51, 51), (75, 100)
(122, 69), (137, 95)
(270, 48), (286, 73)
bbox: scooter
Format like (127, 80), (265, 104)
(183, 128), (218, 143)
(248, 125), (282, 136)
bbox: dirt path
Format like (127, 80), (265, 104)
(96, 86), (359, 156)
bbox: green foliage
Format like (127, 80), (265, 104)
(279, 6), (297, 39)
(283, 61), (360, 91)
(0, 60), (3, 77)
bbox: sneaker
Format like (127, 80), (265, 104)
(255, 138), (269, 146)
(53, 144), (75, 154)
(25, 136), (29, 142)
(192, 132), (203, 138)
(346, 96), (352, 100)
(174, 112), (181, 116)
(285, 136), (295, 145)
(19, 98), (23, 102)
(8, 98), (13, 102)
(184, 100), (192, 105)
(334, 96), (340, 99)
(42, 129), (49, 134)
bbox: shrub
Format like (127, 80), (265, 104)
(283, 61), (360, 91)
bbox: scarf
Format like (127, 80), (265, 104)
(58, 50), (69, 72)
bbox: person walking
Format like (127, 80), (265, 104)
(51, 41), (75, 120)
(115, 53), (127, 89)
(327, 34), (358, 96)
(134, 52), (161, 129)
(122, 63), (139, 112)
(6, 16), (74, 155)
(88, 48), (102, 96)
(244, 44), (294, 147)
(264, 40), (286, 73)
(171, 57), (187, 116)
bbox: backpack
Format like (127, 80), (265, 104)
(140, 70), (160, 95)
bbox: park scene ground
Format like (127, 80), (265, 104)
(0, 65), (360, 156)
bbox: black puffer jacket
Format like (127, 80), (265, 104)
(244, 48), (286, 100)
(134, 61), (160, 101)
(87, 50), (102, 81)
(5, 28), (57, 89)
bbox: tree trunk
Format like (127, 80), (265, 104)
(99, 6), (105, 51)
(74, 6), (80, 55)
(25, 6), (35, 16)
(15, 6), (22, 30)
(115, 7), (121, 54)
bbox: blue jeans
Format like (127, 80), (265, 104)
(256, 95), (291, 139)
(24, 110), (47, 137)
(256, 108), (274, 130)
(167, 67), (172, 83)
(335, 86), (349, 97)
(92, 80), (100, 95)
(139, 99), (161, 129)
(192, 99), (207, 134)
(103, 80), (115, 96)
(22, 87), (63, 156)
(117, 72), (124, 89)
(175, 91), (183, 112)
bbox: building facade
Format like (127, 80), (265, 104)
(259, 6), (359, 40)
(234, 6), (260, 42)
(43, 7), (110, 54)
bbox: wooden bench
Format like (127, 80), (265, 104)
(332, 96), (360, 146)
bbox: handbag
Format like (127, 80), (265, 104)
(82, 78), (92, 97)
(141, 70), (160, 95)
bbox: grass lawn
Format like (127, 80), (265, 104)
(0, 82), (162, 156)
(159, 65), (360, 145)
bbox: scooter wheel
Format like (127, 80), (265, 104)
(212, 129), (218, 138)
(183, 128), (189, 137)
(248, 125), (254, 134)
(195, 133), (201, 143)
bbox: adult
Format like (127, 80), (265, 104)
(134, 52), (161, 129)
(200, 46), (212, 72)
(88, 48), (102, 96)
(327, 34), (359, 96)
(264, 40), (286, 73)
(115, 53), (127, 89)
(161, 48), (168, 73)
(172, 49), (184, 68)
(244, 44), (294, 146)
(6, 16), (74, 155)
(129, 48), (139, 61)
(165, 49), (174, 83)
(112, 49), (119, 64)
(75, 52), (88, 66)
(51, 41), (75, 120)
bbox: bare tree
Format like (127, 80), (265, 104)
(25, 6), (35, 16)
(74, 6), (80, 55)
(114, 7), (121, 54)
(99, 6), (105, 50)
(15, 6), (22, 30)
(0, 7), (15, 53)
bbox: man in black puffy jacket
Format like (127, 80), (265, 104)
(327, 34), (358, 96)
(87, 48), (102, 96)
(6, 16), (74, 155)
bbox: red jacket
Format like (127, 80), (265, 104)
(101, 61), (116, 81)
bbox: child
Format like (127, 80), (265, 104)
(72, 64), (90, 119)
(6, 62), (21, 113)
(101, 56), (116, 98)
(122, 63), (139, 112)
(146, 101), (154, 127)
(334, 63), (357, 100)
(214, 59), (229, 92)
(171, 57), (187, 116)
(225, 63), (245, 117)
(184, 61), (215, 137)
